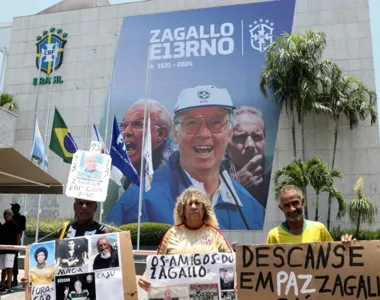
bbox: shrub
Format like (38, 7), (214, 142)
(330, 226), (380, 241)
(25, 218), (72, 238)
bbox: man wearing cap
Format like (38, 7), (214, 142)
(10, 203), (25, 287)
(108, 85), (265, 230)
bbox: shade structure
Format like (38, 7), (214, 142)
(0, 146), (63, 194)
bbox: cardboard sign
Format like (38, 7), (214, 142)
(65, 149), (112, 202)
(236, 241), (380, 300)
(146, 253), (236, 299)
(25, 232), (138, 300)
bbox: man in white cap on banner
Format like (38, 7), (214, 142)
(108, 85), (265, 230)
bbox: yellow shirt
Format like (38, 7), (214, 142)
(29, 264), (55, 285)
(266, 220), (333, 244)
(157, 223), (232, 255)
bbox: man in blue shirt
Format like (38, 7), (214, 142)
(107, 85), (265, 230)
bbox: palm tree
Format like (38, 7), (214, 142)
(260, 30), (331, 161)
(308, 157), (346, 221)
(319, 63), (377, 230)
(348, 177), (377, 237)
(0, 93), (18, 111)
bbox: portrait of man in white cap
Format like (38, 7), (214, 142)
(108, 85), (265, 230)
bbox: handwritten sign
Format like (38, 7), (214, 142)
(147, 253), (235, 299)
(236, 241), (380, 300)
(65, 148), (112, 202)
(26, 232), (138, 300)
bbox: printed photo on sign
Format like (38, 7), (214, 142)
(29, 241), (55, 286)
(190, 284), (218, 300)
(31, 283), (56, 300)
(219, 268), (234, 290)
(94, 269), (124, 300)
(55, 238), (90, 274)
(55, 273), (96, 300)
(91, 233), (120, 270)
(78, 152), (104, 182)
(148, 286), (189, 300)
(101, 0), (297, 230)
(221, 291), (235, 300)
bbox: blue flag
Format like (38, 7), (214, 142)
(110, 116), (140, 186)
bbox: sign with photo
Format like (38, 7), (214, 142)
(146, 253), (236, 300)
(25, 232), (138, 300)
(236, 241), (380, 300)
(65, 149), (112, 202)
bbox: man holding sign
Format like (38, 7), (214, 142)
(266, 185), (354, 244)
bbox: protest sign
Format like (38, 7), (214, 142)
(146, 253), (236, 300)
(236, 240), (380, 300)
(65, 141), (112, 202)
(25, 232), (138, 300)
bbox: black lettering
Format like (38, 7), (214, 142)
(242, 246), (253, 268)
(273, 246), (285, 268)
(344, 275), (356, 296)
(203, 254), (210, 265)
(255, 271), (274, 292)
(332, 244), (345, 268)
(256, 246), (270, 267)
(240, 272), (254, 289)
(304, 244), (315, 269)
(368, 276), (377, 297)
(151, 256), (158, 267)
(199, 266), (206, 277)
(210, 253), (217, 264)
(179, 267), (186, 278)
(331, 274), (344, 296)
(316, 243), (331, 269)
(287, 246), (302, 268)
(315, 275), (331, 293)
(349, 246), (364, 267)
(150, 267), (156, 279)
(158, 267), (167, 279)
(357, 275), (368, 299)
(169, 256), (177, 267)
(160, 255), (165, 266)
(179, 255), (189, 266)
(168, 267), (176, 279)
(193, 254), (201, 265)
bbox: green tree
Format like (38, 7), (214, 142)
(348, 177), (378, 238)
(319, 63), (377, 229)
(308, 157), (346, 221)
(260, 30), (331, 161)
(0, 92), (18, 111)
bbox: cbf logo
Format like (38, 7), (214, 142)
(35, 27), (68, 75)
(249, 19), (274, 53)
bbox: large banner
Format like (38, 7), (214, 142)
(146, 253), (236, 300)
(236, 241), (379, 300)
(25, 232), (138, 300)
(102, 0), (296, 230)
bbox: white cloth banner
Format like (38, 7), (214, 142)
(146, 253), (236, 300)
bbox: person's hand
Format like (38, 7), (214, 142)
(61, 259), (69, 264)
(138, 276), (151, 291)
(64, 286), (69, 296)
(82, 252), (89, 264)
(341, 234), (356, 244)
(235, 155), (263, 189)
(21, 277), (28, 288)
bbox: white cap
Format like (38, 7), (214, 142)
(173, 85), (235, 115)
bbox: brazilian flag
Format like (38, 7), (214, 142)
(49, 107), (78, 164)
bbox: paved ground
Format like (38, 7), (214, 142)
(1, 271), (148, 300)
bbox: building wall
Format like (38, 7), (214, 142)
(2, 0), (379, 244)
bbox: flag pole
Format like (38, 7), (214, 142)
(36, 42), (58, 242)
(0, 47), (8, 91)
(99, 33), (118, 224)
(137, 43), (152, 251)
(85, 47), (97, 150)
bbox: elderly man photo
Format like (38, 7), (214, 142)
(93, 236), (119, 270)
(104, 98), (177, 221)
(223, 106), (272, 208)
(108, 85), (265, 230)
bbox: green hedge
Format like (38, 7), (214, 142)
(330, 227), (380, 241)
(25, 218), (171, 246)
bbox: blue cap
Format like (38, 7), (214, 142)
(173, 85), (235, 115)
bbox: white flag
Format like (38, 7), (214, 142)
(30, 119), (48, 170)
(143, 115), (154, 192)
(91, 123), (123, 186)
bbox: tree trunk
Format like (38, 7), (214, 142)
(315, 193), (319, 221)
(327, 118), (339, 230)
(301, 112), (306, 162)
(355, 211), (361, 238)
(291, 108), (297, 160)
(303, 187), (309, 219)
